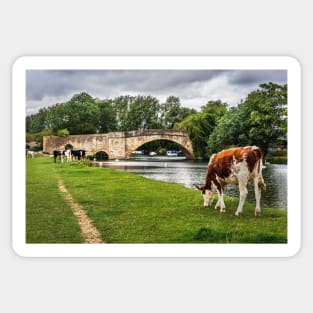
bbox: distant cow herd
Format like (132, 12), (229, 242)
(53, 149), (86, 163)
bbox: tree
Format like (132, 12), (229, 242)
(244, 83), (287, 153)
(26, 108), (49, 132)
(160, 96), (181, 128)
(174, 113), (208, 157)
(207, 107), (248, 154)
(45, 92), (101, 134)
(160, 96), (196, 129)
(65, 93), (100, 134)
(174, 100), (227, 158)
(46, 103), (68, 133)
(97, 99), (117, 133)
(113, 95), (162, 131)
(207, 83), (287, 155)
(128, 95), (162, 130)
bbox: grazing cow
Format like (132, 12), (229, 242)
(53, 149), (72, 163)
(195, 146), (266, 216)
(64, 149), (72, 162)
(71, 149), (86, 160)
(53, 150), (64, 163)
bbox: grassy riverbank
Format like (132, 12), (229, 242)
(26, 158), (84, 243)
(26, 157), (287, 243)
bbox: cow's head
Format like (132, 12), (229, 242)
(194, 184), (214, 207)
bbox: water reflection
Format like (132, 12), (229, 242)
(92, 159), (287, 210)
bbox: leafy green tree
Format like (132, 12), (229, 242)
(244, 82), (287, 153)
(207, 83), (287, 155)
(128, 95), (162, 130)
(65, 93), (100, 134)
(26, 108), (49, 132)
(97, 99), (117, 133)
(45, 92), (100, 134)
(160, 96), (181, 128)
(46, 103), (67, 133)
(174, 113), (208, 157)
(175, 100), (227, 158)
(160, 96), (196, 129)
(113, 95), (162, 131)
(113, 95), (131, 131)
(207, 107), (248, 154)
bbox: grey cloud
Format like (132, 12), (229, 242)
(26, 69), (288, 114)
(26, 70), (226, 102)
(227, 70), (287, 86)
(26, 70), (81, 101)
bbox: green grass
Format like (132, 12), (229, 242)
(26, 157), (287, 243)
(26, 158), (84, 243)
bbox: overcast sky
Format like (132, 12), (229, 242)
(26, 69), (287, 115)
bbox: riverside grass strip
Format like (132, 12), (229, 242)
(26, 157), (287, 244)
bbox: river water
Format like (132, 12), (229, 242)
(92, 157), (287, 210)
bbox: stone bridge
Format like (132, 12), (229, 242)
(43, 129), (194, 159)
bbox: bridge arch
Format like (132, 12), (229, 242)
(94, 150), (109, 160)
(128, 138), (193, 159)
(124, 130), (194, 159)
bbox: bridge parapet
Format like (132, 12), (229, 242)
(124, 129), (189, 138)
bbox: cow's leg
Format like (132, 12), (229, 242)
(254, 176), (262, 216)
(214, 197), (220, 210)
(217, 191), (226, 213)
(214, 191), (225, 211)
(213, 183), (226, 213)
(235, 178), (248, 216)
(215, 184), (226, 211)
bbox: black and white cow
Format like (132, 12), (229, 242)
(71, 149), (86, 160)
(64, 149), (72, 162)
(53, 150), (64, 163)
(53, 149), (72, 163)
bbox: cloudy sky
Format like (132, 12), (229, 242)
(26, 69), (287, 115)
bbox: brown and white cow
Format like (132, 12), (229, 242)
(195, 146), (266, 216)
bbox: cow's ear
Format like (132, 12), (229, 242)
(194, 184), (204, 191)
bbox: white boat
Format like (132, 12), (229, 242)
(166, 150), (178, 156)
(132, 150), (143, 155)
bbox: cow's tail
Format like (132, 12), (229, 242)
(258, 157), (266, 191)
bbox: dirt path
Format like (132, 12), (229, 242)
(57, 177), (104, 244)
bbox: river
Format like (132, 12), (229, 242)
(91, 157), (287, 210)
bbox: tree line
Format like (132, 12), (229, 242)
(26, 82), (287, 158)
